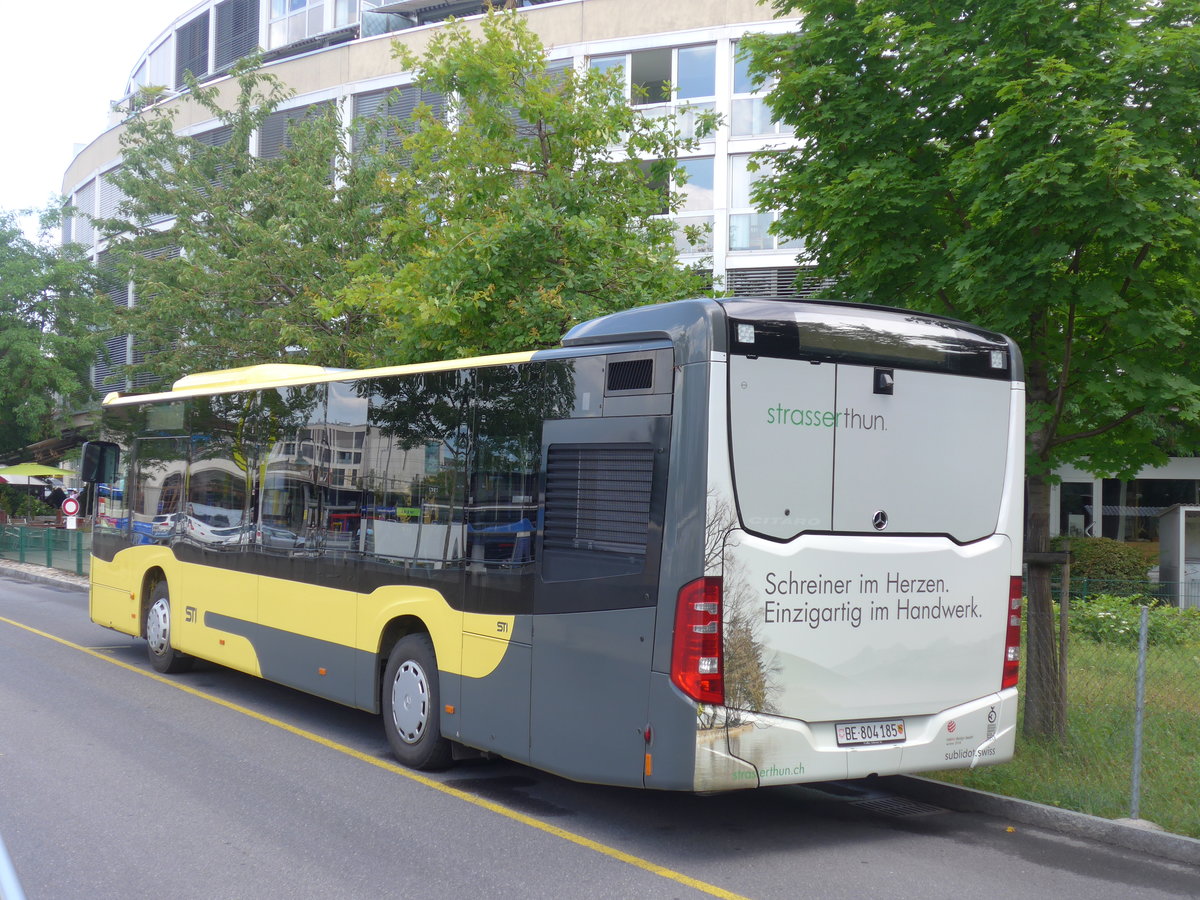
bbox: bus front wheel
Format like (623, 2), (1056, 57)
(382, 634), (452, 770)
(145, 581), (193, 675)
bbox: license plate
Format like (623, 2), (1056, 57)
(836, 719), (906, 747)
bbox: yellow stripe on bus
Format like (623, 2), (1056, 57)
(92, 552), (516, 680)
(104, 351), (540, 406)
(0, 614), (749, 900)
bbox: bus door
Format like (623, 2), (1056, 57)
(530, 415), (670, 787)
(254, 384), (360, 703)
(175, 390), (261, 669)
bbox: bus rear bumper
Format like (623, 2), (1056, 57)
(692, 688), (1018, 791)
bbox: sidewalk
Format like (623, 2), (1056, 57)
(886, 775), (1200, 867)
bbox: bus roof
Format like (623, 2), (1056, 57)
(102, 352), (537, 407)
(102, 296), (1021, 408)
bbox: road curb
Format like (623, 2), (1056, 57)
(886, 774), (1200, 867)
(0, 560), (87, 592)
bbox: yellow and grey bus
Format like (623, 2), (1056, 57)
(83, 297), (1025, 790)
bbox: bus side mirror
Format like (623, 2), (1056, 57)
(80, 441), (120, 483)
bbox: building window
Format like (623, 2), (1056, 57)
(175, 12), (211, 89)
(728, 154), (802, 252)
(98, 169), (128, 222)
(1059, 482), (1094, 538)
(638, 156), (713, 253)
(335, 0), (383, 28)
(731, 43), (793, 138)
(590, 44), (716, 140)
(676, 45), (716, 100)
(215, 0), (260, 71)
(674, 157), (714, 254)
(130, 60), (148, 94)
(353, 84), (447, 153)
(73, 180), (96, 249)
(269, 0), (326, 49)
(258, 103), (333, 159)
(636, 161), (670, 216)
(132, 38), (173, 93)
(1100, 478), (1200, 543)
(589, 54), (623, 78)
(94, 335), (131, 391)
(630, 49), (671, 104)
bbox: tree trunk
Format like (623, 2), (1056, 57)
(1023, 471), (1067, 738)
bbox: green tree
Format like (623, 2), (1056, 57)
(744, 0), (1200, 737)
(0, 208), (104, 453)
(331, 10), (715, 364)
(99, 60), (389, 386)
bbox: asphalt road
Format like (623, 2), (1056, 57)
(1, 572), (1197, 900)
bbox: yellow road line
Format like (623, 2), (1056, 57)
(0, 615), (749, 900)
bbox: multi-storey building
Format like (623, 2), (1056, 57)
(61, 0), (1200, 545)
(62, 0), (812, 385)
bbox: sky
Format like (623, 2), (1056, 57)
(0, 0), (200, 241)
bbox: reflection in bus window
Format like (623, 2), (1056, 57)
(187, 463), (250, 546)
(365, 371), (467, 567)
(94, 404), (146, 538)
(94, 477), (131, 538)
(324, 381), (368, 554)
(468, 365), (543, 568)
(132, 437), (188, 544)
(187, 393), (254, 548)
(259, 385), (326, 552)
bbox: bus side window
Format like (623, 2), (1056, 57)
(468, 365), (543, 569)
(365, 370), (468, 568)
(258, 385), (327, 554)
(187, 392), (256, 549)
(131, 438), (188, 544)
(324, 381), (368, 555)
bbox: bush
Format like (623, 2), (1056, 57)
(1055, 536), (1151, 582)
(1070, 594), (1200, 648)
(0, 486), (53, 518)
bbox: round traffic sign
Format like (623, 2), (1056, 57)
(61, 497), (80, 517)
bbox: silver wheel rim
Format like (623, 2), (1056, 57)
(147, 597), (171, 657)
(390, 659), (430, 745)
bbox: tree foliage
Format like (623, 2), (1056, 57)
(100, 60), (390, 386)
(0, 208), (104, 453)
(745, 0), (1200, 735)
(331, 10), (715, 364)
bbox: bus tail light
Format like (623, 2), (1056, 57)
(1002, 576), (1022, 690)
(671, 577), (724, 705)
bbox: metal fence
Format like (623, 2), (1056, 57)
(0, 526), (90, 577)
(995, 579), (1200, 838)
(1052, 601), (1199, 837)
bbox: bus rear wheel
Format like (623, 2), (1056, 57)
(145, 581), (193, 674)
(382, 634), (452, 770)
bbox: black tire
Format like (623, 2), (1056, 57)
(382, 633), (452, 770)
(145, 581), (193, 674)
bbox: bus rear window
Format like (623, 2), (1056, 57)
(727, 303), (1014, 380)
